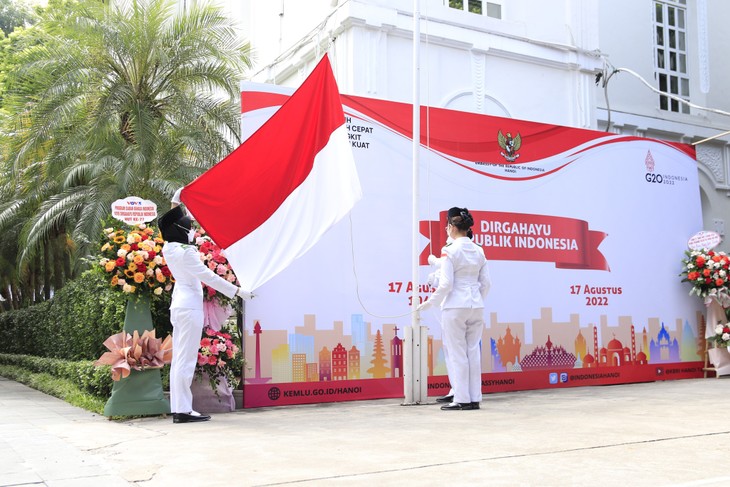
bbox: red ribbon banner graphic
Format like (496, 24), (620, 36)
(420, 211), (609, 271)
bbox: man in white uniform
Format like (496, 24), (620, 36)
(158, 192), (253, 423)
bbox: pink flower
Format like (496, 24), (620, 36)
(200, 338), (211, 348)
(216, 264), (227, 275)
(208, 355), (218, 366)
(197, 354), (208, 366)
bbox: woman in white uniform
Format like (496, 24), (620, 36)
(417, 207), (491, 410)
(158, 193), (253, 423)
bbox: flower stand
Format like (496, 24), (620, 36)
(703, 297), (730, 377)
(103, 295), (171, 416)
(706, 347), (730, 376)
(191, 372), (236, 413)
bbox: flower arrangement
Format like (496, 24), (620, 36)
(709, 322), (730, 348)
(680, 249), (730, 306)
(94, 330), (173, 380)
(97, 223), (174, 297)
(194, 229), (239, 304)
(195, 323), (243, 394)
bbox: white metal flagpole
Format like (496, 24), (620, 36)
(404, 0), (427, 405)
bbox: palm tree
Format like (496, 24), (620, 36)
(0, 0), (252, 297)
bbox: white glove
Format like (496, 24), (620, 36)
(416, 300), (431, 312)
(426, 271), (436, 287)
(236, 288), (255, 300)
(171, 187), (183, 205)
(427, 254), (438, 266)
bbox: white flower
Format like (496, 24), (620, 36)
(716, 324), (725, 335)
(154, 256), (163, 265)
(154, 287), (163, 295)
(146, 269), (154, 277)
(127, 235), (136, 244)
(99, 258), (108, 265)
(117, 248), (128, 258)
(723, 333), (730, 342)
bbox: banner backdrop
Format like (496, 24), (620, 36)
(238, 83), (706, 408)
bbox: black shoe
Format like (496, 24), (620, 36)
(173, 412), (211, 423)
(435, 395), (454, 404)
(440, 402), (473, 411)
(470, 402), (480, 410)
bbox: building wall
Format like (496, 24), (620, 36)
(596, 0), (730, 249)
(231, 0), (730, 248)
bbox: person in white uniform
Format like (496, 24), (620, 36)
(426, 239), (456, 404)
(158, 191), (253, 423)
(417, 207), (491, 411)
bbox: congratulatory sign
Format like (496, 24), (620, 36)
(111, 196), (158, 225)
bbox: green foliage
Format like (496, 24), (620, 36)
(0, 270), (172, 360)
(0, 0), (35, 36)
(0, 353), (112, 398)
(0, 0), (252, 280)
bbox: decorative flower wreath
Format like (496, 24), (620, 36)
(195, 323), (243, 395)
(194, 228), (239, 305)
(97, 223), (174, 297)
(680, 249), (730, 306)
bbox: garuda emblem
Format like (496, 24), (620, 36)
(498, 130), (522, 162)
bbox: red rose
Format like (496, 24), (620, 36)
(706, 278), (713, 284)
(703, 269), (711, 277)
(148, 250), (156, 259)
(696, 256), (706, 267)
(130, 243), (139, 251)
(116, 257), (126, 266)
(137, 263), (147, 274)
(160, 266), (172, 277)
(716, 278), (724, 287)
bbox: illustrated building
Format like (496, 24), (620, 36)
(332, 343), (348, 381)
(519, 336), (577, 370)
(319, 346), (331, 381)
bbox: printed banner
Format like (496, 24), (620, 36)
(421, 210), (609, 270)
(237, 83), (706, 408)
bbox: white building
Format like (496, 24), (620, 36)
(209, 0), (730, 248)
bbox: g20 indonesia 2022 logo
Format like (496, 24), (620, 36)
(644, 150), (688, 186)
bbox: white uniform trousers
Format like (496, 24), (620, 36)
(441, 307), (485, 404)
(170, 307), (205, 414)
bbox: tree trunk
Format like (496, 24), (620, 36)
(43, 242), (52, 300)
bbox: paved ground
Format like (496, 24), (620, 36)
(1, 376), (730, 486)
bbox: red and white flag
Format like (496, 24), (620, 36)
(181, 55), (361, 291)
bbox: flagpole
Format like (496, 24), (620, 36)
(405, 0), (427, 405)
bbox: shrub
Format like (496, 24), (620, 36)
(0, 270), (172, 361)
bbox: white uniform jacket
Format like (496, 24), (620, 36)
(426, 236), (491, 310)
(162, 242), (238, 310)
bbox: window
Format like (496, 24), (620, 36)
(653, 1), (689, 114)
(447, 0), (502, 19)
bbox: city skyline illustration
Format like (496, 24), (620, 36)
(242, 308), (705, 384)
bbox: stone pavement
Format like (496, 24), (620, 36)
(2, 375), (730, 486)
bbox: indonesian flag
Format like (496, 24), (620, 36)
(181, 55), (361, 291)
